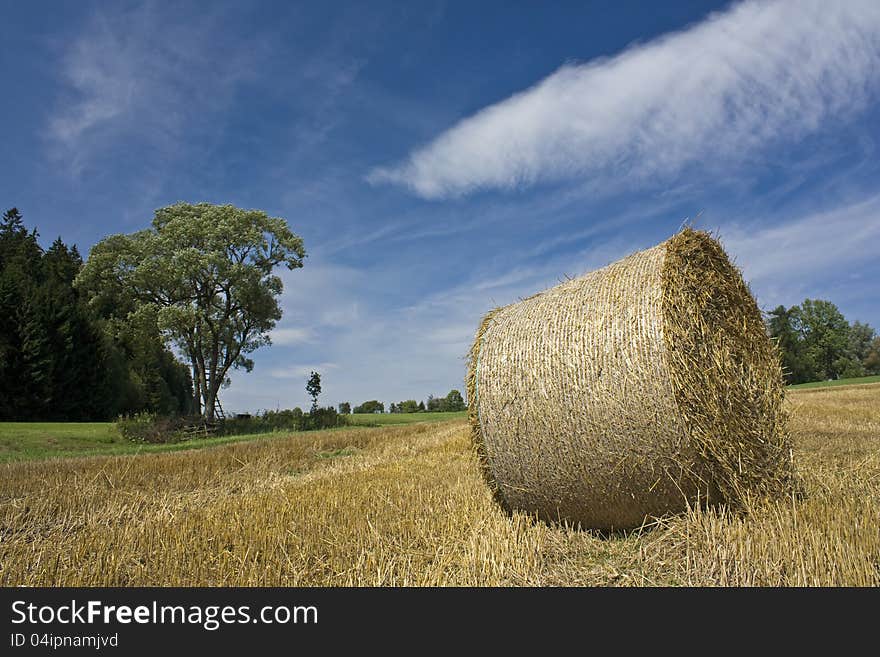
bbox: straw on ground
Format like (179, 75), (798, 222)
(0, 383), (877, 586)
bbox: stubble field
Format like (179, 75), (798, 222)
(1, 384), (877, 586)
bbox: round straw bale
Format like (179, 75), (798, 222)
(466, 228), (792, 531)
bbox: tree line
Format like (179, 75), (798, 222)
(766, 299), (879, 384)
(1, 203), (307, 423)
(340, 389), (467, 415)
(4, 203), (875, 423)
(2, 203), (467, 425)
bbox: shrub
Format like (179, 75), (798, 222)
(217, 406), (348, 437)
(118, 406), (349, 443)
(116, 413), (213, 443)
(306, 406), (346, 430)
(116, 412), (160, 443)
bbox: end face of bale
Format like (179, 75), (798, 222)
(661, 228), (794, 508)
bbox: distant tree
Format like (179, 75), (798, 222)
(398, 399), (419, 414)
(767, 300), (876, 384)
(864, 337), (880, 375)
(389, 402), (398, 414)
(77, 202), (305, 420)
(795, 299), (861, 380)
(849, 321), (876, 364)
(426, 393), (447, 412)
(766, 305), (810, 384)
(353, 400), (384, 414)
(445, 389), (465, 412)
(417, 400), (425, 412)
(306, 371), (321, 413)
(338, 401), (351, 414)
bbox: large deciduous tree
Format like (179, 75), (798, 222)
(77, 203), (305, 420)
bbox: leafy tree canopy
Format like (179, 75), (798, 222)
(445, 389), (466, 411)
(353, 400), (384, 414)
(306, 371), (321, 412)
(766, 299), (875, 384)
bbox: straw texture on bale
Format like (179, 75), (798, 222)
(467, 229), (792, 531)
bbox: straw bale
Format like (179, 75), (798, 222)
(466, 229), (792, 530)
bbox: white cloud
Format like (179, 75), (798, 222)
(270, 327), (314, 345)
(370, 0), (880, 198)
(268, 363), (338, 379)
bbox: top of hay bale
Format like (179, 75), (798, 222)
(467, 228), (792, 530)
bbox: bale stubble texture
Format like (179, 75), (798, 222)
(467, 229), (792, 531)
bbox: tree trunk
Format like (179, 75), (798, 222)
(191, 362), (201, 416)
(204, 390), (216, 421)
(208, 342), (219, 420)
(195, 356), (210, 420)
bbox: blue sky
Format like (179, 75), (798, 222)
(2, 0), (879, 412)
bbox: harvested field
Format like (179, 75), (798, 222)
(0, 384), (877, 586)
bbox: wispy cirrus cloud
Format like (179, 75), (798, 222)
(369, 0), (880, 199)
(720, 191), (880, 308)
(47, 3), (262, 174)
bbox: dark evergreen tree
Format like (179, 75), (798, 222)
(0, 208), (192, 419)
(0, 208), (45, 418)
